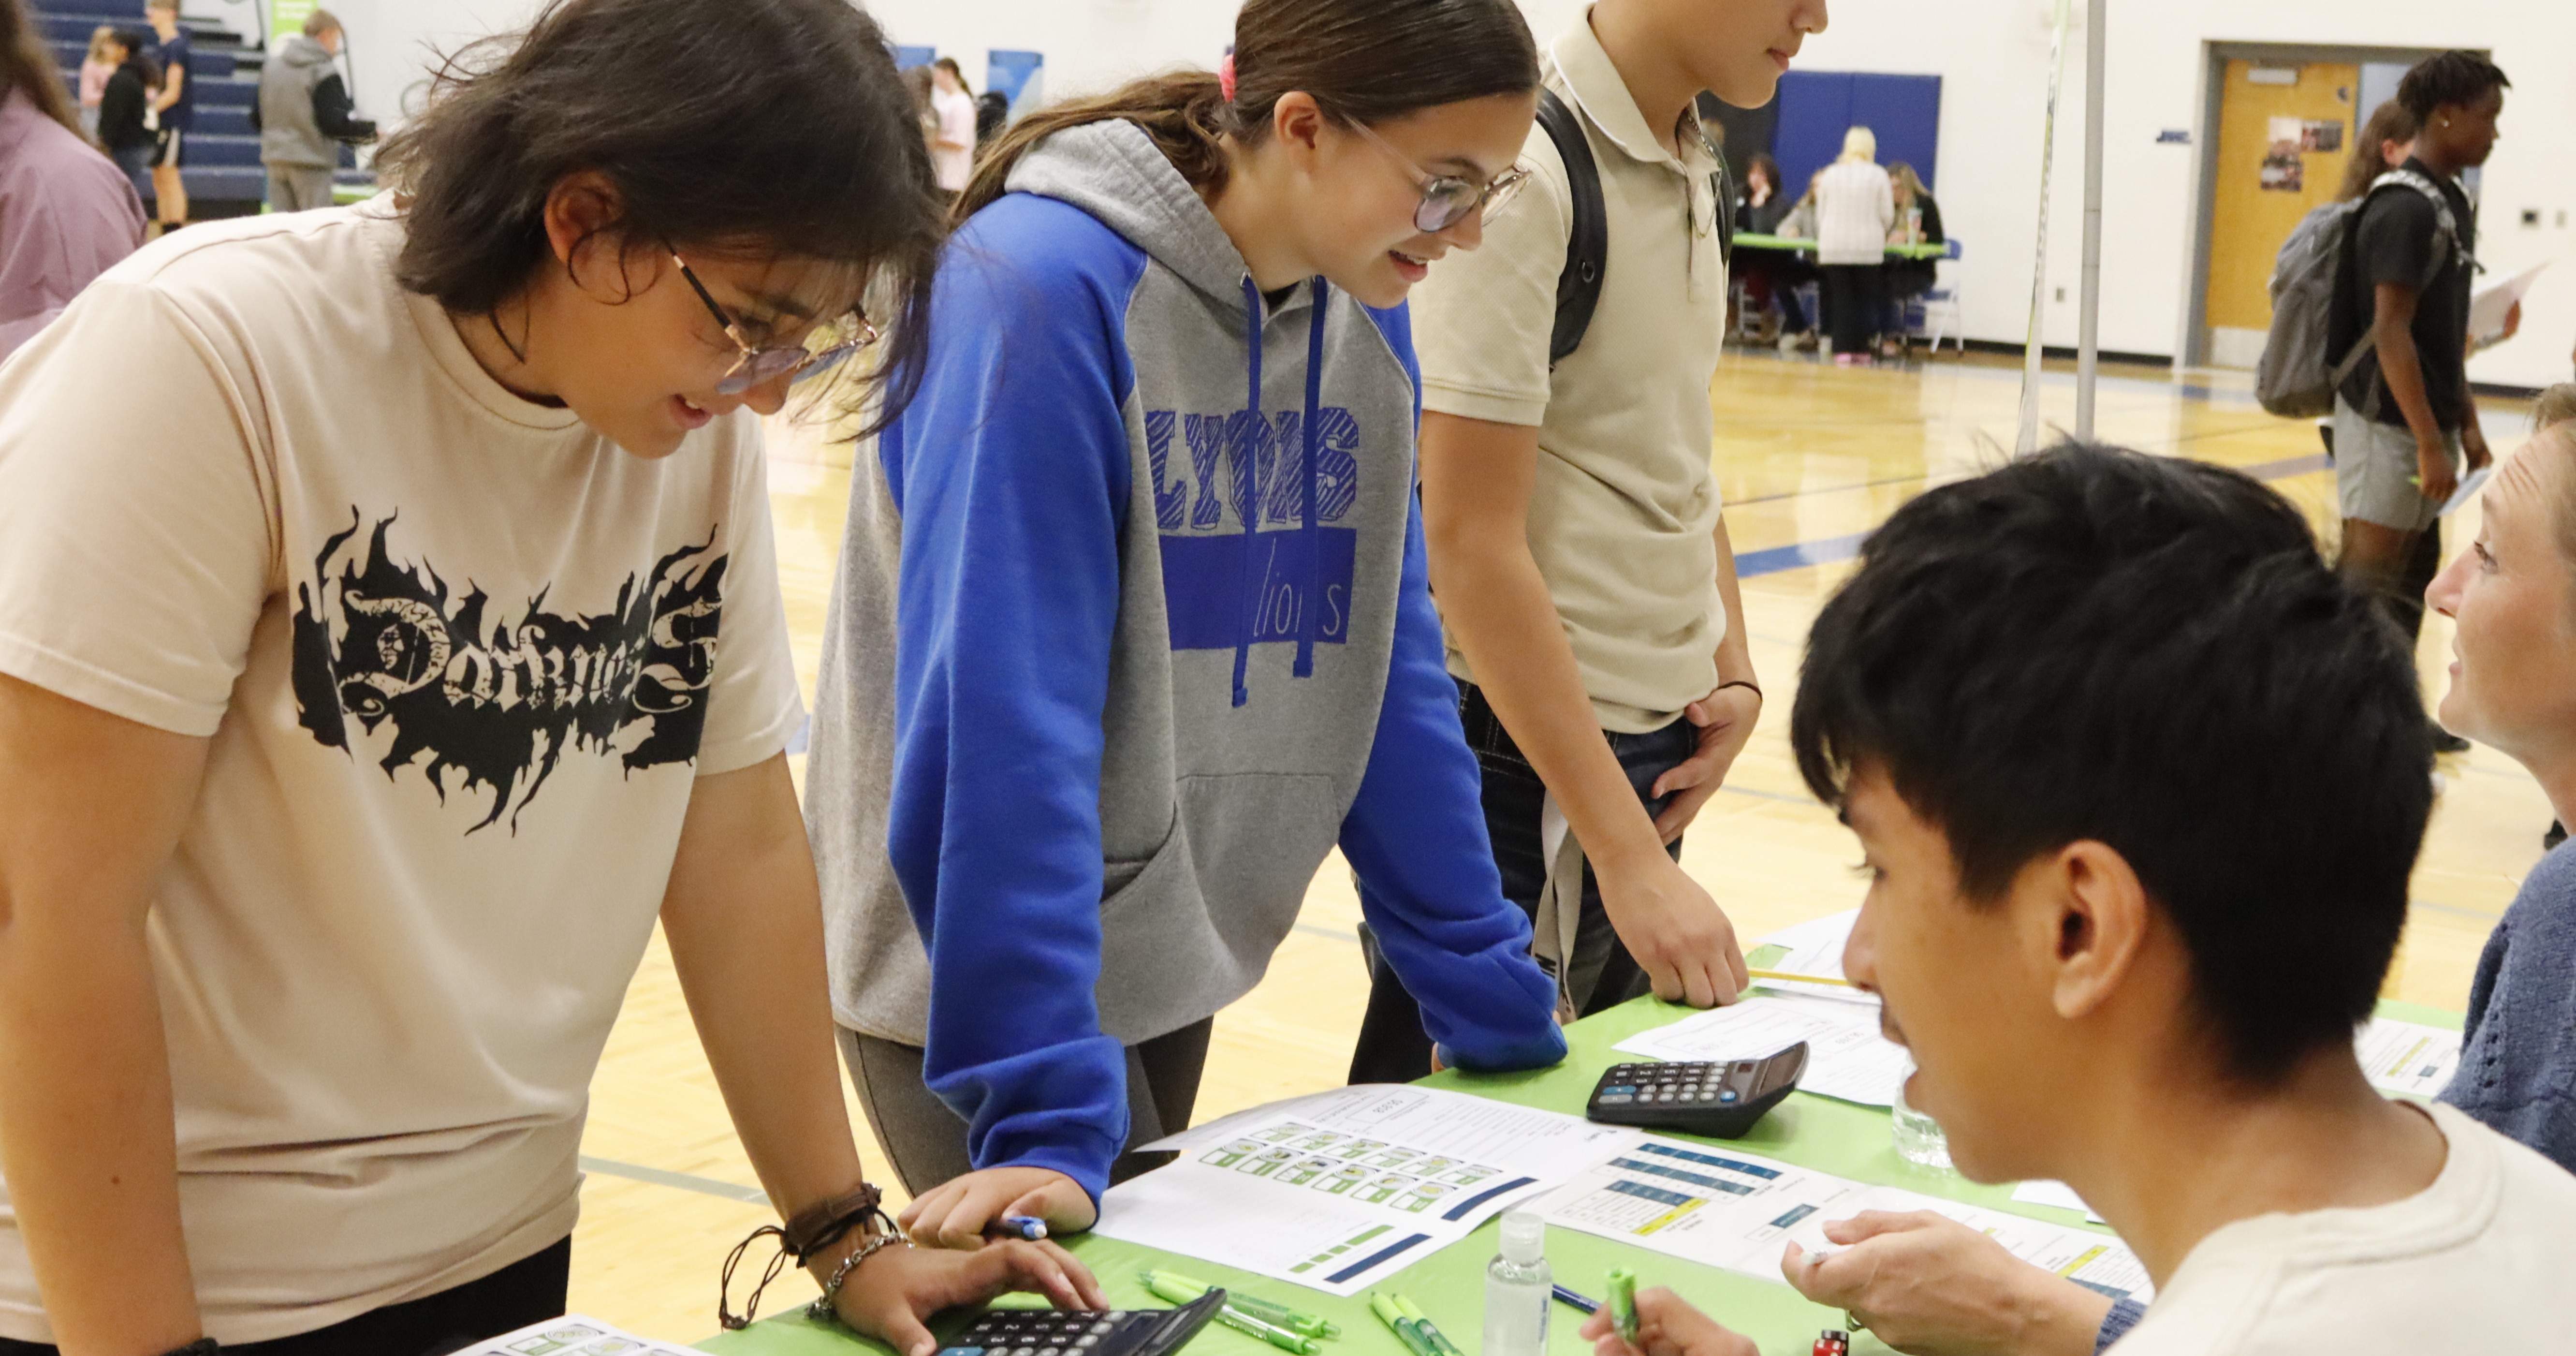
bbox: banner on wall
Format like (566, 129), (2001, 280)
(987, 49), (1044, 117)
(270, 0), (317, 46)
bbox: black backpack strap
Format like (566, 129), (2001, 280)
(1536, 88), (1607, 368)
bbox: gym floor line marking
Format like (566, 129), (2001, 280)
(579, 1154), (769, 1204)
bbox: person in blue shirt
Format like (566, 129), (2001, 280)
(141, 0), (190, 232)
(806, 0), (1569, 1249)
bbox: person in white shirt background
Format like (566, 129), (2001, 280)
(929, 56), (978, 198)
(1812, 124), (1891, 365)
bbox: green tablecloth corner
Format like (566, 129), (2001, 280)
(699, 995), (2461, 1356)
(1729, 234), (1947, 261)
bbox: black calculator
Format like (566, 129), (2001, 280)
(1585, 1043), (1808, 1138)
(935, 1289), (1226, 1356)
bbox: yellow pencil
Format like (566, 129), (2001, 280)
(1748, 968), (1858, 989)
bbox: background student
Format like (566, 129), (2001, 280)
(1347, 0), (1832, 1083)
(75, 24), (112, 139)
(1813, 124), (1891, 363)
(1879, 161), (1939, 358)
(2327, 52), (2507, 675)
(1733, 151), (1810, 345)
(928, 56), (977, 198)
(0, 1), (1105, 1351)
(1, 0), (144, 362)
(1585, 446), (2576, 1356)
(254, 8), (377, 214)
(141, 0), (190, 233)
(89, 27), (157, 202)
(807, 0), (1567, 1250)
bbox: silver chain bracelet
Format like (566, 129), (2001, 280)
(808, 1230), (911, 1321)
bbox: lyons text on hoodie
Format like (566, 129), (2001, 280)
(807, 119), (1566, 1205)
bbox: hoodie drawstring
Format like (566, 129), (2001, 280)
(1295, 277), (1328, 679)
(1230, 277), (1264, 708)
(1229, 275), (1332, 706)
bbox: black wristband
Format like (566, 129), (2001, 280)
(1717, 679), (1763, 700)
(161, 1341), (217, 1356)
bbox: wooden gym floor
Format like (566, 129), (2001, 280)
(566, 347), (2553, 1339)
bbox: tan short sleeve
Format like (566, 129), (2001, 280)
(691, 422), (805, 776)
(0, 281), (275, 735)
(1409, 126), (1571, 429)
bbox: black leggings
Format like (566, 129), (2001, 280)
(1346, 680), (1695, 1084)
(0, 1238), (569, 1356)
(1820, 264), (1885, 355)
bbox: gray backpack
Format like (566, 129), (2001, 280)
(2254, 170), (2462, 420)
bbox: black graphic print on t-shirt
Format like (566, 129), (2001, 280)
(289, 513), (726, 832)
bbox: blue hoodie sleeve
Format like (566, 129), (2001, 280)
(882, 198), (1148, 1205)
(1337, 305), (1566, 1074)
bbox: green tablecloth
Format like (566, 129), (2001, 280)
(1731, 234), (1946, 261)
(699, 996), (2460, 1356)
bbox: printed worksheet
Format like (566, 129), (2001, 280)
(2357, 1017), (2461, 1097)
(1099, 1086), (1645, 1296)
(1742, 910), (1870, 1005)
(1529, 1137), (2153, 1304)
(1613, 994), (1906, 1107)
(460, 1316), (693, 1356)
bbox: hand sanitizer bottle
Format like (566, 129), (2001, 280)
(1482, 1210), (1551, 1356)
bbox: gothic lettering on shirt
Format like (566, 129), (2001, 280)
(289, 512), (726, 832)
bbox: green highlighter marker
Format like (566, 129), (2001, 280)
(1370, 1292), (1438, 1356)
(1139, 1273), (1316, 1354)
(1608, 1268), (1639, 1346)
(1391, 1295), (1464, 1356)
(1149, 1271), (1338, 1339)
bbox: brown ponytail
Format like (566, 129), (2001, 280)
(959, 0), (1538, 220)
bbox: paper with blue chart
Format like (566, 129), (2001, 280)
(1526, 1139), (2156, 1304)
(1098, 1085), (1645, 1295)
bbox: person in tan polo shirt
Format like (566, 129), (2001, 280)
(1348, 0), (1828, 1081)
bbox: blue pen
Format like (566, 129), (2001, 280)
(996, 1214), (1049, 1241)
(1553, 1284), (1601, 1314)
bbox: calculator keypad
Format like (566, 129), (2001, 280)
(1597, 1061), (1753, 1105)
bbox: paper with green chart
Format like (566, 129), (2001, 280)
(1523, 1137), (2154, 1305)
(462, 1315), (694, 1356)
(1097, 1085), (1647, 1296)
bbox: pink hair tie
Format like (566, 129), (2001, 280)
(1218, 53), (1238, 103)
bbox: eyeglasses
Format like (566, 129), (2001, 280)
(670, 252), (880, 397)
(1347, 121), (1531, 235)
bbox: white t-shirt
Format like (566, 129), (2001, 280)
(2113, 1103), (2576, 1355)
(931, 86), (977, 192)
(0, 205), (802, 1343)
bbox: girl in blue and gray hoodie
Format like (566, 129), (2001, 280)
(808, 0), (1568, 1246)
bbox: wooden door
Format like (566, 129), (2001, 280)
(2203, 59), (2358, 368)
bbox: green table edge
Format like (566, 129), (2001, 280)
(697, 996), (2460, 1356)
(1730, 233), (1946, 260)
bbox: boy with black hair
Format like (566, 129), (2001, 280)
(1583, 446), (2576, 1356)
(2329, 52), (2506, 658)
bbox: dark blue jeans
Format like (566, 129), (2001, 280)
(1347, 681), (1694, 1084)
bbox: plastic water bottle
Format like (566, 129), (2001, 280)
(1890, 1060), (1954, 1172)
(1482, 1211), (1551, 1356)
